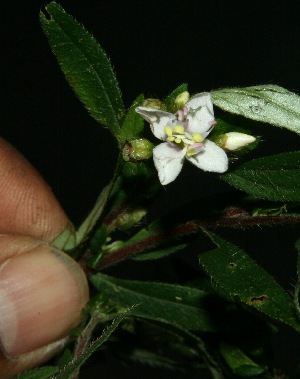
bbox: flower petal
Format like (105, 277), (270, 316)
(153, 142), (184, 185)
(187, 140), (228, 173)
(186, 92), (214, 114)
(136, 107), (175, 140)
(186, 93), (215, 137)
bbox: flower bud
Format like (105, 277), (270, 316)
(142, 98), (164, 110)
(216, 132), (256, 151)
(174, 91), (190, 109)
(117, 207), (147, 230)
(123, 139), (154, 162)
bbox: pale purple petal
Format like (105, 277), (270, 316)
(153, 143), (184, 185)
(135, 107), (175, 140)
(187, 140), (228, 173)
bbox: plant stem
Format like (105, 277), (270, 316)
(98, 211), (300, 269)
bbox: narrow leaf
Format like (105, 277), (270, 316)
(119, 94), (144, 142)
(132, 243), (187, 261)
(199, 231), (300, 332)
(125, 220), (161, 245)
(16, 366), (59, 379)
(76, 184), (112, 245)
(40, 2), (125, 136)
(222, 151), (300, 201)
(212, 85), (300, 134)
(51, 225), (76, 251)
(89, 225), (107, 254)
(90, 273), (218, 332)
(219, 343), (265, 377)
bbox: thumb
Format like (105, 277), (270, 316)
(0, 235), (89, 378)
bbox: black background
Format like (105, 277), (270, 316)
(2, 1), (300, 378)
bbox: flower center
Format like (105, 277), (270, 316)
(164, 106), (205, 157)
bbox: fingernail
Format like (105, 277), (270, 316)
(0, 236), (89, 356)
(0, 338), (68, 379)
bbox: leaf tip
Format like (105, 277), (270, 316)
(40, 3), (52, 23)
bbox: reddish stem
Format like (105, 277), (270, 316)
(99, 212), (300, 269)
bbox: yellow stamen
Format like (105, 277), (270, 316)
(168, 136), (175, 142)
(192, 133), (204, 142)
(175, 137), (182, 143)
(173, 125), (185, 134)
(164, 126), (173, 137)
(187, 148), (197, 156)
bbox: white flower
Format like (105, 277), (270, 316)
(136, 92), (228, 185)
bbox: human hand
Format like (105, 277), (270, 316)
(0, 138), (89, 378)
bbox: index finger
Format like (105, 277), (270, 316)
(0, 137), (71, 241)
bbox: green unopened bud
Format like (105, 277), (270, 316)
(214, 132), (256, 151)
(142, 98), (165, 110)
(213, 134), (227, 149)
(174, 91), (190, 109)
(117, 207), (147, 230)
(123, 138), (154, 162)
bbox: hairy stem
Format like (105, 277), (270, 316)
(99, 211), (300, 268)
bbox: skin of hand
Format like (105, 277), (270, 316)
(0, 138), (89, 378)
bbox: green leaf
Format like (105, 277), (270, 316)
(90, 273), (218, 332)
(199, 231), (300, 332)
(56, 349), (73, 369)
(222, 151), (300, 201)
(40, 2), (125, 137)
(132, 243), (187, 261)
(212, 85), (300, 134)
(51, 225), (76, 251)
(104, 175), (127, 212)
(55, 312), (127, 379)
(119, 94), (144, 142)
(125, 219), (161, 245)
(219, 343), (265, 377)
(76, 184), (112, 245)
(16, 366), (59, 379)
(118, 320), (223, 378)
(89, 225), (107, 253)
